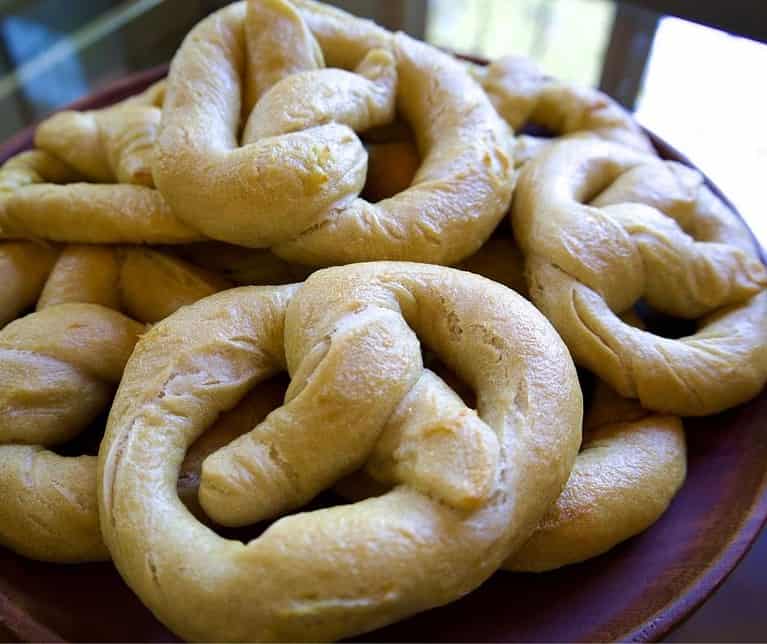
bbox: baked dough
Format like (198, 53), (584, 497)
(0, 241), (58, 327)
(513, 139), (767, 415)
(0, 141), (200, 246)
(0, 306), (280, 563)
(99, 263), (581, 641)
(155, 0), (513, 264)
(1, 182), (202, 244)
(0, 245), (232, 562)
(35, 81), (165, 186)
(505, 382), (686, 571)
(0, 304), (142, 561)
(37, 245), (231, 322)
(469, 55), (654, 159)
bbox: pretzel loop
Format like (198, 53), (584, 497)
(514, 139), (767, 415)
(0, 246), (234, 562)
(155, 0), (513, 265)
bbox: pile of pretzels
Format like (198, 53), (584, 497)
(1, 0), (765, 641)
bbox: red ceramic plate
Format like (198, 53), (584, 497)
(0, 64), (766, 643)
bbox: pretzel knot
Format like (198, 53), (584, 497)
(0, 248), (232, 562)
(154, 0), (513, 265)
(98, 262), (582, 642)
(513, 139), (767, 415)
(0, 304), (144, 561)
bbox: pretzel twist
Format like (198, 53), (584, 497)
(37, 244), (231, 322)
(0, 246), (232, 562)
(470, 55), (654, 162)
(35, 81), (165, 187)
(0, 304), (143, 561)
(155, 0), (513, 264)
(513, 139), (767, 415)
(0, 302), (273, 562)
(0, 128), (200, 245)
(98, 262), (581, 641)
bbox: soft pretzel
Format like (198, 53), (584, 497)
(37, 244), (231, 322)
(98, 262), (581, 641)
(469, 55), (654, 157)
(505, 382), (685, 571)
(0, 304), (142, 561)
(155, 0), (513, 264)
(0, 246), (231, 562)
(513, 139), (767, 415)
(0, 305), (144, 449)
(35, 81), (165, 187)
(0, 304), (277, 562)
(0, 241), (58, 327)
(0, 147), (200, 246)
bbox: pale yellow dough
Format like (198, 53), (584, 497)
(37, 245), (231, 323)
(0, 247), (231, 562)
(0, 315), (279, 563)
(469, 55), (655, 160)
(0, 134), (200, 246)
(99, 262), (581, 642)
(35, 81), (165, 186)
(513, 139), (767, 415)
(505, 383), (686, 571)
(0, 304), (142, 562)
(155, 0), (513, 264)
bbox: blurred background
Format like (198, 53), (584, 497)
(0, 1), (765, 640)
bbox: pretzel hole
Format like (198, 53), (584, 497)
(177, 373), (360, 540)
(360, 118), (422, 203)
(422, 349), (476, 409)
(50, 408), (112, 457)
(518, 122), (556, 139)
(632, 299), (697, 340)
